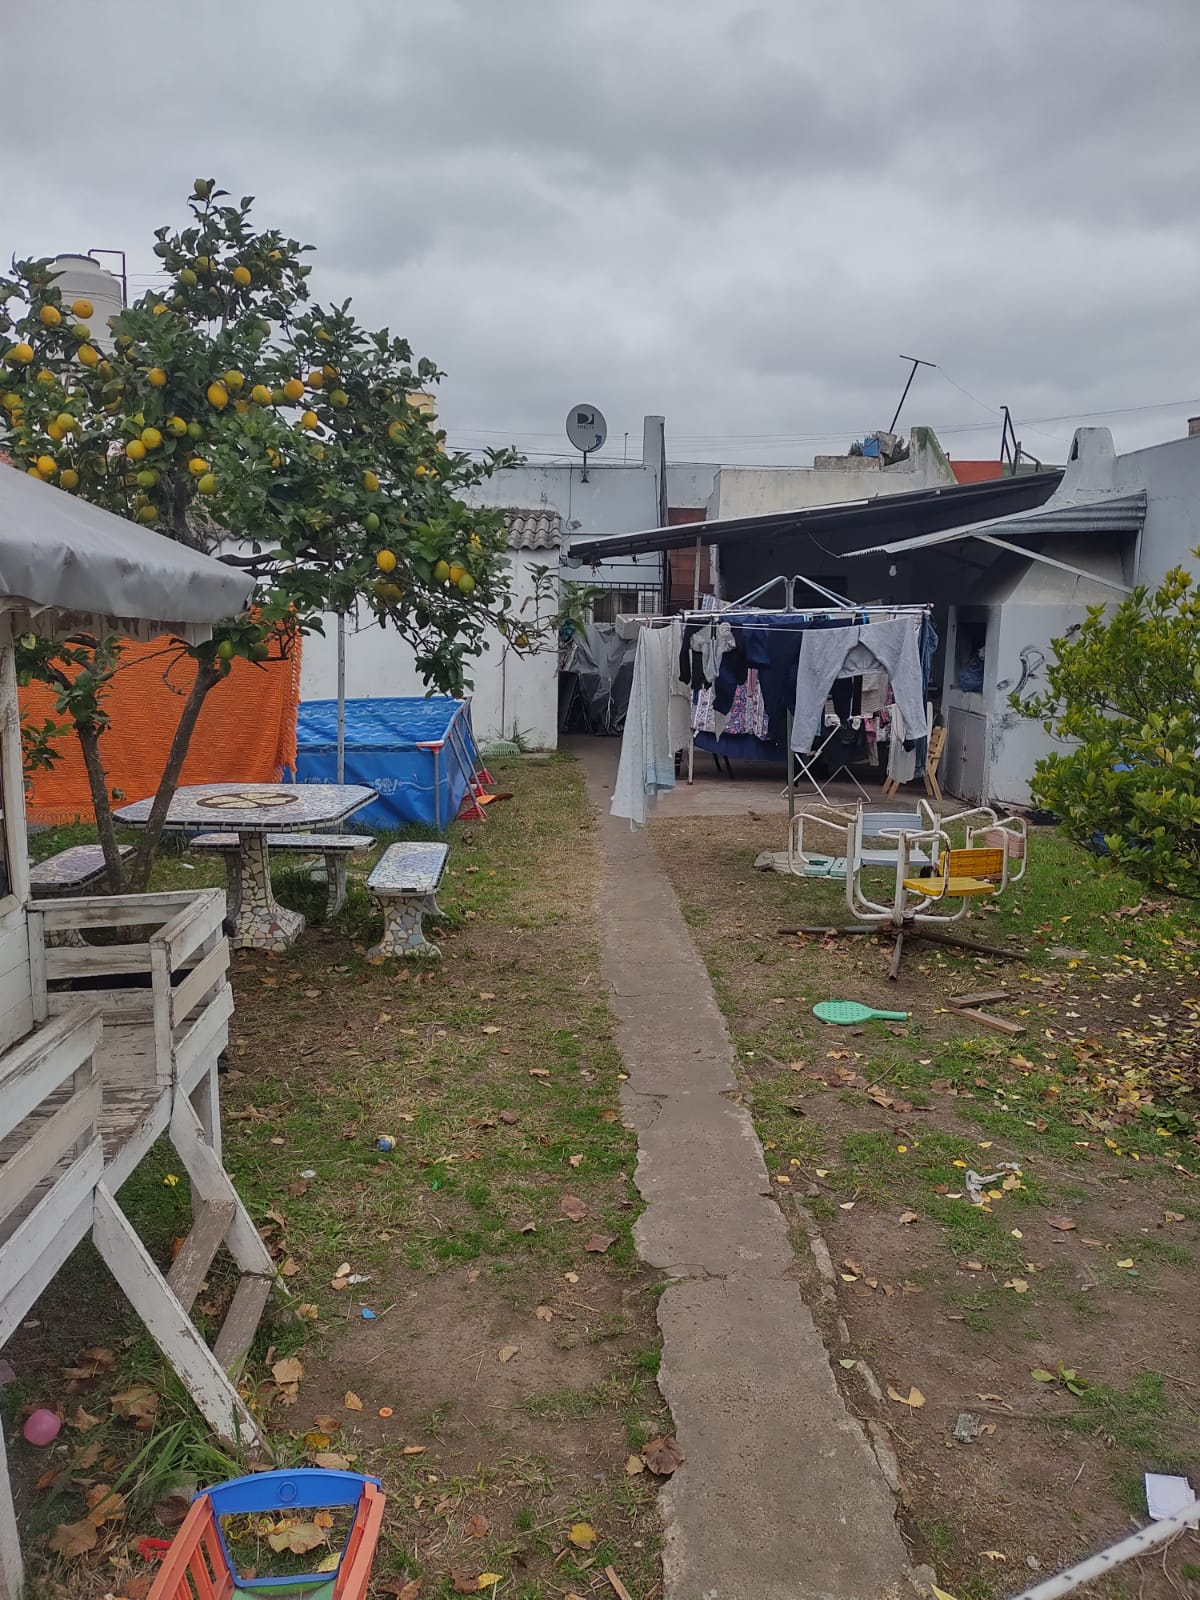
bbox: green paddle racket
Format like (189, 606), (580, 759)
(812, 1000), (909, 1025)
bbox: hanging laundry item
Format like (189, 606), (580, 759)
(612, 620), (690, 828)
(791, 618), (925, 754)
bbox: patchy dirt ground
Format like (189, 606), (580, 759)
(652, 809), (1200, 1600)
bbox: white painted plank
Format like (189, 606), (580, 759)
(170, 940), (229, 1029)
(0, 1148), (101, 1340)
(173, 986), (234, 1087)
(45, 943), (153, 979)
(0, 1006), (102, 1143)
(154, 889), (226, 970)
(35, 889), (197, 932)
(0, 1378), (25, 1600)
(213, 1273), (273, 1375)
(28, 906), (47, 1023)
(169, 1098), (276, 1276)
(0, 997), (33, 1060)
(167, 1195), (236, 1312)
(0, 1077), (99, 1227)
(91, 1185), (265, 1451)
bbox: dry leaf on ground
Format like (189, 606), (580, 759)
(267, 1521), (326, 1555)
(47, 1519), (99, 1557)
(625, 1454), (645, 1475)
(110, 1386), (159, 1429)
(451, 1573), (479, 1594)
(312, 1452), (351, 1470)
(271, 1357), (304, 1386)
(584, 1233), (616, 1253)
(568, 1522), (598, 1549)
(465, 1513), (490, 1538)
(886, 1385), (926, 1409)
(560, 1195), (588, 1221)
(381, 1582), (422, 1600)
(1047, 1216), (1077, 1231)
(498, 1345), (519, 1363)
(535, 1305), (554, 1322)
(641, 1435), (685, 1475)
(344, 1391), (364, 1411)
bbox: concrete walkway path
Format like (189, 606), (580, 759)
(579, 743), (912, 1600)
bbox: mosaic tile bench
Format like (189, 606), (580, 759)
(190, 832), (373, 919)
(366, 842), (450, 959)
(30, 843), (134, 895)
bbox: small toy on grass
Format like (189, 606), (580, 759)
(22, 1409), (61, 1447)
(812, 1000), (909, 1025)
(375, 1135), (396, 1154)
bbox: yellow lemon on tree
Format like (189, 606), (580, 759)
(195, 257), (211, 273)
(71, 299), (94, 319)
(306, 370), (324, 388)
(375, 548), (396, 572)
(136, 469), (159, 489)
(35, 455), (56, 477)
(178, 268), (198, 288)
(57, 412), (76, 431)
(387, 420), (405, 442)
(197, 473), (217, 495)
(374, 580), (402, 603)
(0, 392), (18, 410)
(125, 439), (147, 461)
(231, 265), (251, 287)
(224, 369), (245, 392)
(27, 466), (44, 480)
(10, 343), (34, 365)
(166, 415), (188, 436)
(456, 572), (476, 596)
(206, 381), (228, 409)
(300, 410), (318, 430)
(141, 426), (163, 449)
(147, 367), (168, 387)
(36, 368), (56, 385)
(251, 384), (272, 405)
(78, 345), (100, 367)
(433, 559), (451, 583)
(186, 420), (204, 440)
(447, 563), (466, 584)
(282, 377), (305, 402)
(188, 456), (210, 476)
(469, 533), (482, 550)
(415, 464), (428, 477)
(59, 468), (78, 490)
(362, 469), (380, 492)
(46, 421), (65, 442)
(137, 504), (157, 523)
(71, 322), (91, 341)
(152, 304), (169, 317)
(321, 364), (337, 380)
(39, 305), (61, 327)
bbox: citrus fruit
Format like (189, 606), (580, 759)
(224, 369), (245, 392)
(165, 415), (187, 436)
(514, 631), (530, 648)
(231, 265), (251, 287)
(456, 573), (476, 595)
(136, 469), (159, 489)
(71, 299), (94, 319)
(362, 469), (380, 492)
(146, 367), (167, 388)
(26, 466), (44, 479)
(248, 384), (270, 405)
(432, 559), (451, 583)
(415, 464), (427, 477)
(321, 364), (337, 380)
(125, 439), (147, 461)
(269, 388), (285, 404)
(152, 303), (169, 316)
(267, 447), (282, 467)
(469, 533), (482, 549)
(141, 426), (162, 449)
(70, 322), (91, 341)
(179, 268), (198, 287)
(57, 412), (76, 431)
(387, 420), (404, 442)
(282, 377), (305, 402)
(300, 410), (318, 430)
(35, 455), (56, 476)
(374, 580), (402, 603)
(187, 456), (209, 475)
(375, 547), (396, 572)
(186, 421), (204, 440)
(137, 504), (157, 523)
(216, 639), (235, 661)
(329, 388), (349, 408)
(10, 343), (34, 365)
(35, 369), (56, 385)
(364, 511), (381, 533)
(447, 563), (466, 584)
(0, 393), (17, 410)
(195, 257), (211, 273)
(248, 640), (271, 661)
(77, 345), (100, 367)
(46, 422), (65, 442)
(59, 468), (78, 489)
(38, 305), (61, 326)
(206, 381), (228, 409)
(306, 370), (324, 388)
(193, 178), (212, 198)
(197, 472), (217, 495)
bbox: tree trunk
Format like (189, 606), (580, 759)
(75, 721), (126, 893)
(126, 659), (223, 892)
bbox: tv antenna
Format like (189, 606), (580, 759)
(566, 403), (607, 482)
(889, 355), (936, 433)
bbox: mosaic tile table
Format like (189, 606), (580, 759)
(115, 783), (377, 952)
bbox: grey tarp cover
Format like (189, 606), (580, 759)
(562, 622), (636, 734)
(0, 465), (254, 639)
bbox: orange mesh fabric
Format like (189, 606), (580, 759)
(21, 636), (302, 825)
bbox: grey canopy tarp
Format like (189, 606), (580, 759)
(0, 465), (254, 639)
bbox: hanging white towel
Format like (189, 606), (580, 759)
(611, 620), (690, 828)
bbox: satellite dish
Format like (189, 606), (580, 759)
(566, 404), (607, 479)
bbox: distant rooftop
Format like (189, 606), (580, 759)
(503, 507), (562, 551)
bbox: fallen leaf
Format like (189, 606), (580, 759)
(568, 1522), (598, 1549)
(981, 1550), (1007, 1562)
(838, 1358), (857, 1369)
(465, 1513), (490, 1539)
(344, 1392), (364, 1411)
(1116, 1258), (1135, 1269)
(1030, 1369), (1056, 1383)
(898, 1211), (919, 1225)
(313, 1414), (340, 1432)
(268, 1521), (326, 1555)
(528, 1067), (550, 1079)
(560, 1195), (588, 1222)
(110, 1387), (159, 1429)
(1163, 1210), (1184, 1224)
(451, 1572), (479, 1594)
(535, 1306), (554, 1323)
(887, 1386), (926, 1409)
(70, 1407), (101, 1433)
(584, 1233), (616, 1253)
(564, 1271), (579, 1284)
(315, 1552), (340, 1574)
(476, 1577), (502, 1590)
(498, 1345), (519, 1363)
(963, 1260), (984, 1272)
(641, 1435), (685, 1475)
(481, 1025), (502, 1035)
(625, 1454), (645, 1475)
(48, 1518), (99, 1557)
(312, 1452), (351, 1470)
(1004, 1278), (1029, 1293)
(568, 1155), (584, 1168)
(932, 1588), (961, 1600)
(498, 1111), (519, 1125)
(1047, 1216), (1077, 1232)
(401, 1445), (426, 1456)
(272, 1357), (304, 1387)
(381, 1582), (423, 1600)
(154, 1494), (191, 1530)
(84, 1485), (125, 1524)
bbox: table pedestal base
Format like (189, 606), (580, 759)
(368, 894), (443, 960)
(227, 835), (307, 953)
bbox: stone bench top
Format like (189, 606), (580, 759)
(30, 843), (134, 890)
(368, 841), (449, 896)
(190, 832), (373, 853)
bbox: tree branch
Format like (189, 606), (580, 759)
(125, 659), (223, 892)
(74, 722), (125, 893)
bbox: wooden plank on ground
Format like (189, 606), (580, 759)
(949, 989), (1011, 1009)
(955, 1007), (1026, 1036)
(167, 1196), (236, 1313)
(213, 1274), (273, 1375)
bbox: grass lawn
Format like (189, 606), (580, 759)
(651, 810), (1200, 1599)
(6, 756), (668, 1600)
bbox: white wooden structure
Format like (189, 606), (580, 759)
(0, 468), (267, 1600)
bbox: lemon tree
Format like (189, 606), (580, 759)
(0, 180), (518, 889)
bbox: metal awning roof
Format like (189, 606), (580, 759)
(565, 470), (1064, 563)
(0, 465), (254, 640)
(844, 491), (1147, 558)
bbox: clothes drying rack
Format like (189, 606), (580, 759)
(629, 576), (932, 815)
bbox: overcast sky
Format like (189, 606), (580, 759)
(7, 0), (1200, 469)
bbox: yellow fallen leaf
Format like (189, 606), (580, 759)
(568, 1522), (597, 1548)
(272, 1357), (304, 1386)
(1116, 1258), (1134, 1269)
(981, 1550), (1007, 1561)
(315, 1552), (340, 1573)
(625, 1454), (645, 1475)
(477, 1575), (502, 1587)
(886, 1385), (925, 1409)
(498, 1344), (519, 1363)
(932, 1588), (961, 1600)
(1004, 1278), (1029, 1293)
(1010, 1229), (1022, 1239)
(344, 1391), (364, 1411)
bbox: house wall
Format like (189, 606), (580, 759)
(297, 549), (561, 750)
(708, 427), (957, 521)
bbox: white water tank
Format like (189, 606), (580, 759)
(47, 255), (123, 351)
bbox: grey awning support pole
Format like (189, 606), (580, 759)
(975, 535), (1133, 593)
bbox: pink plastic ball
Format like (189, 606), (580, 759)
(22, 1409), (61, 1447)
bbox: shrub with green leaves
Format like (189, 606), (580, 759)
(1017, 558), (1200, 898)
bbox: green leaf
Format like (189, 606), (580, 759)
(1030, 1369), (1056, 1383)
